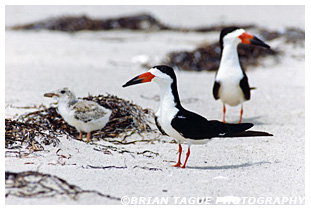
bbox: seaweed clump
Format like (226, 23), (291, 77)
(165, 41), (277, 71)
(18, 94), (155, 140)
(5, 171), (120, 200)
(5, 94), (156, 155)
(10, 13), (255, 33)
(5, 171), (82, 199)
(82, 94), (155, 140)
(11, 14), (168, 32)
(164, 27), (304, 71)
(5, 118), (60, 157)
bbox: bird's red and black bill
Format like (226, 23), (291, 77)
(122, 72), (155, 88)
(239, 32), (270, 49)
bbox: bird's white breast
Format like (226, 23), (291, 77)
(216, 74), (245, 106)
(156, 87), (187, 143)
(58, 102), (77, 127)
(216, 43), (245, 106)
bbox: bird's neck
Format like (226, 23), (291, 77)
(68, 98), (78, 107)
(158, 81), (183, 111)
(219, 43), (242, 71)
(59, 98), (78, 109)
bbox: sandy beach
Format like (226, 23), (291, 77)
(5, 5), (305, 205)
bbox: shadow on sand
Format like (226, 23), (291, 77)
(228, 116), (269, 125)
(187, 161), (271, 170)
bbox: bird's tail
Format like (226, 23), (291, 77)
(223, 122), (273, 137)
(211, 121), (254, 134)
(226, 122), (254, 133)
(210, 121), (273, 137)
(225, 130), (273, 137)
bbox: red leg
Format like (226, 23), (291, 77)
(238, 104), (243, 124)
(181, 146), (191, 169)
(172, 144), (182, 167)
(86, 132), (91, 143)
(223, 104), (226, 123)
(79, 131), (83, 140)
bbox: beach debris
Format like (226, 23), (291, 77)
(5, 94), (157, 153)
(258, 27), (305, 45)
(9, 13), (304, 45)
(10, 13), (254, 33)
(82, 94), (156, 141)
(163, 27), (304, 71)
(84, 165), (128, 170)
(133, 166), (163, 171)
(93, 144), (159, 158)
(164, 40), (277, 71)
(9, 13), (304, 72)
(83, 164), (162, 171)
(10, 14), (168, 32)
(5, 171), (120, 200)
(5, 118), (60, 157)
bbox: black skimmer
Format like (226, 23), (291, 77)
(123, 65), (272, 168)
(213, 27), (270, 123)
(44, 88), (112, 143)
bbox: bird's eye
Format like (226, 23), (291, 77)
(60, 90), (66, 94)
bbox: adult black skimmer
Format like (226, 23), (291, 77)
(123, 65), (272, 168)
(44, 88), (112, 143)
(213, 27), (270, 123)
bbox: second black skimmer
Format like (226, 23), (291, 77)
(44, 88), (112, 143)
(213, 27), (270, 123)
(123, 65), (272, 168)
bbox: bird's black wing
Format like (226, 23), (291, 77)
(240, 71), (251, 100)
(213, 80), (221, 100)
(171, 109), (253, 140)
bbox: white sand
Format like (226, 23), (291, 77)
(5, 5), (304, 204)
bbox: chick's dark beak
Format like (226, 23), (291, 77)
(44, 92), (59, 97)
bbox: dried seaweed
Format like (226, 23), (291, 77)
(10, 14), (168, 32)
(5, 119), (60, 153)
(9, 13), (304, 72)
(82, 94), (156, 141)
(83, 164), (162, 171)
(258, 27), (305, 44)
(9, 14), (256, 33)
(5, 171), (120, 200)
(9, 94), (156, 146)
(163, 27), (304, 71)
(83, 165), (128, 170)
(18, 106), (77, 137)
(9, 12), (304, 46)
(164, 41), (277, 71)
(133, 166), (163, 171)
(93, 144), (159, 158)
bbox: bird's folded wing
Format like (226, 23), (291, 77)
(212, 80), (221, 100)
(239, 71), (251, 100)
(171, 110), (254, 140)
(171, 110), (226, 139)
(72, 101), (109, 123)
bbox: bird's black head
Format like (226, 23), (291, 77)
(122, 65), (182, 107)
(122, 65), (177, 88)
(219, 26), (241, 49)
(151, 65), (177, 81)
(219, 26), (270, 50)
